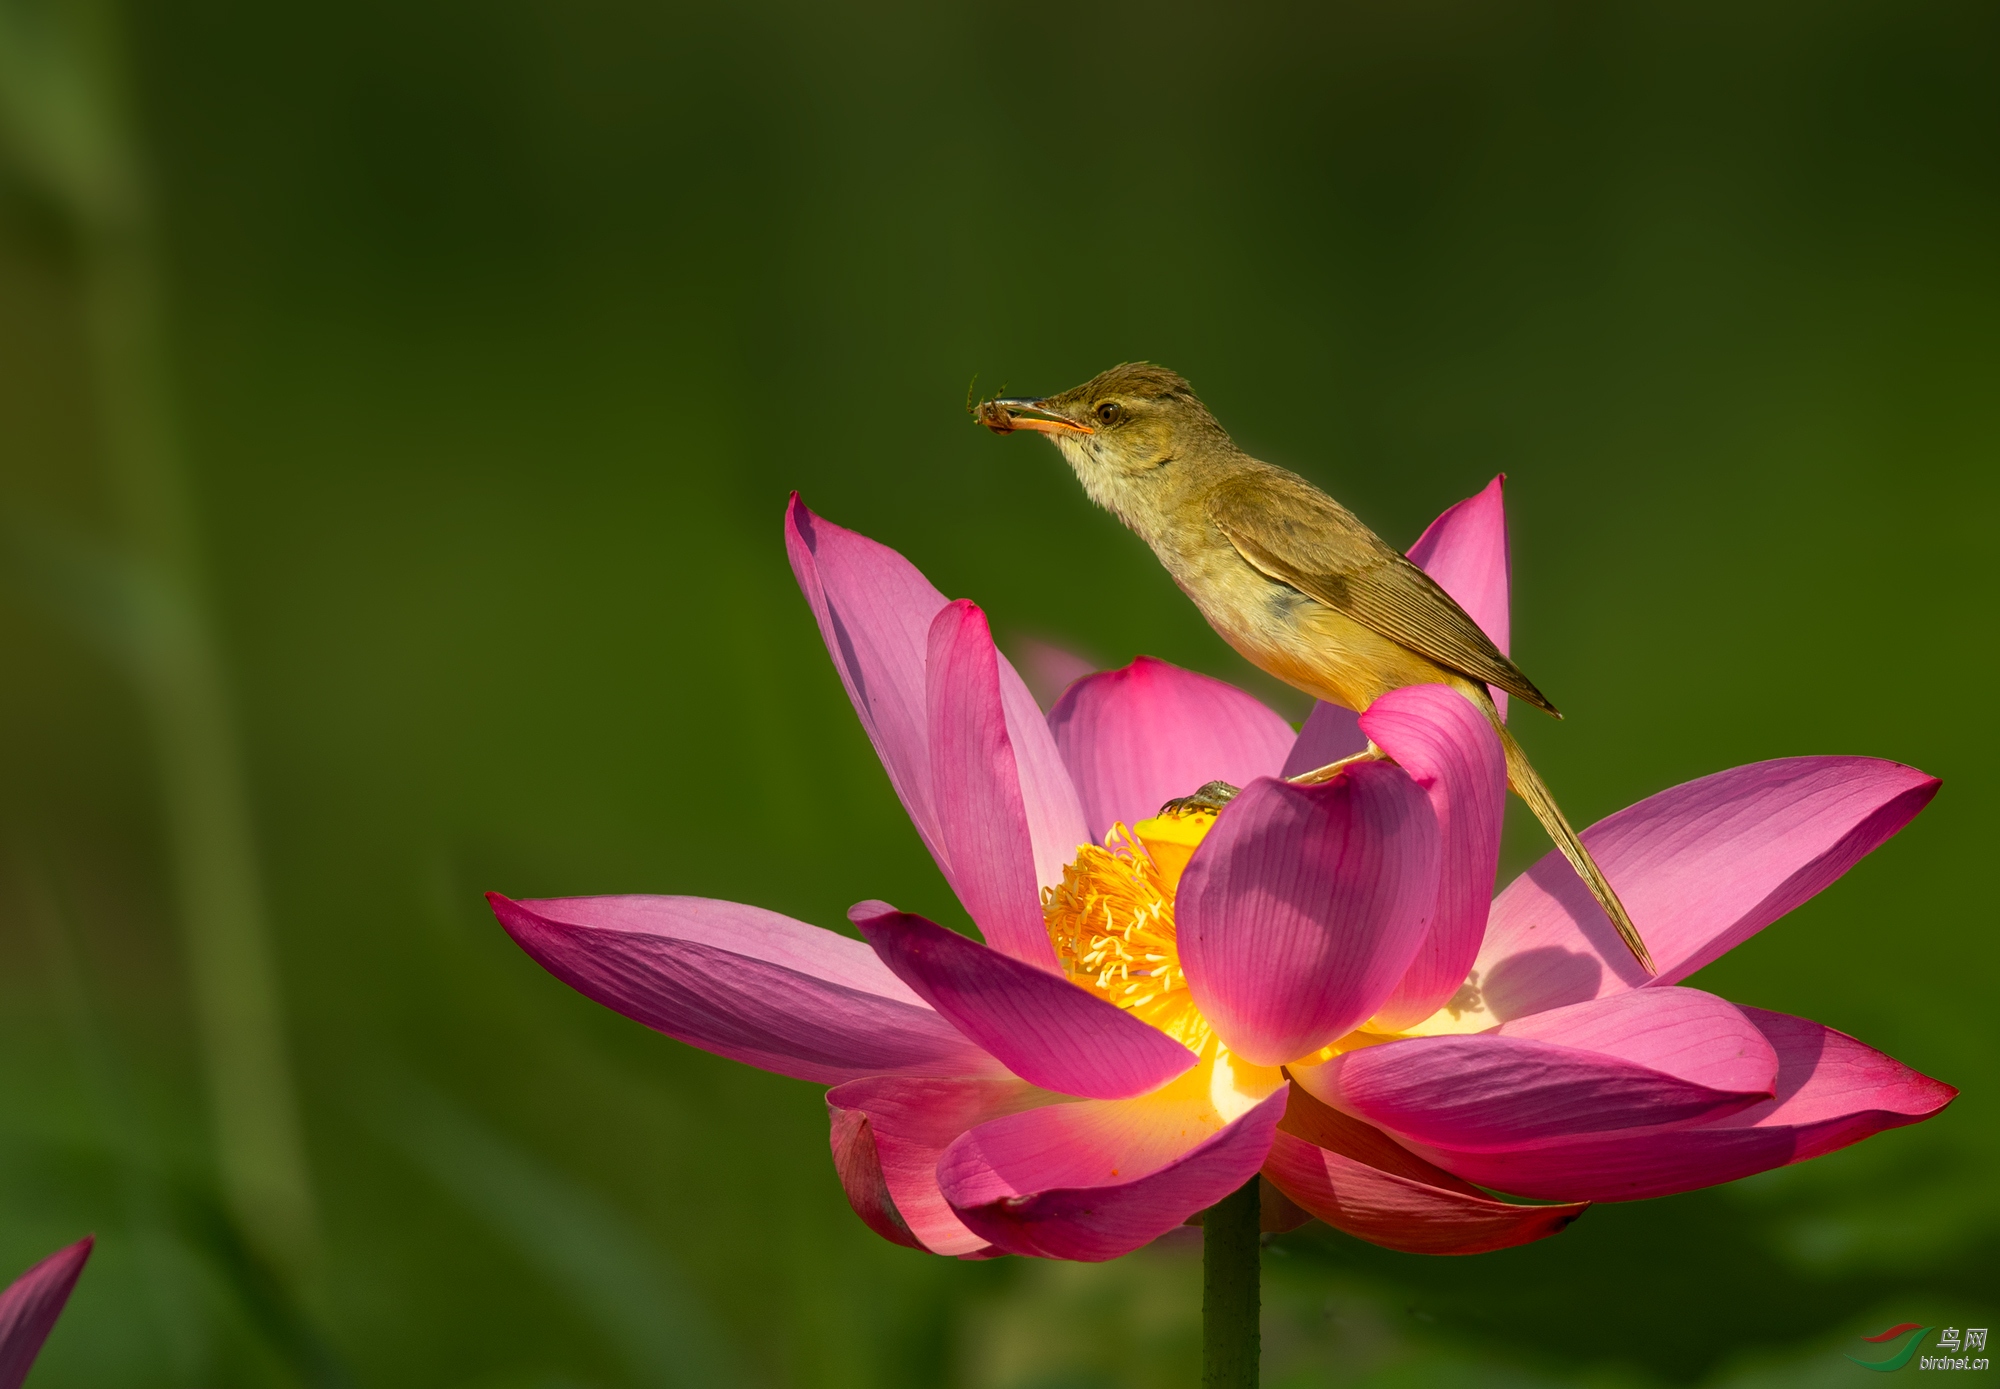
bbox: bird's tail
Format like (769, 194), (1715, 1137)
(1493, 716), (1657, 976)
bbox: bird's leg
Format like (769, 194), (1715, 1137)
(1158, 781), (1241, 817)
(1285, 742), (1387, 786)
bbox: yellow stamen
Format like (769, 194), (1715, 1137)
(1041, 813), (1218, 1054)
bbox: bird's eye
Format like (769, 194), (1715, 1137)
(1095, 401), (1121, 424)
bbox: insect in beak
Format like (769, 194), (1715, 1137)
(974, 397), (1096, 436)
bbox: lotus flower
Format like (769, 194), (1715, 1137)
(491, 484), (1954, 1261)
(0, 1236), (91, 1388)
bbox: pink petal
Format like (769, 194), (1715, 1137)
(787, 500), (1089, 957)
(1262, 1086), (1585, 1255)
(491, 894), (1005, 1084)
(1396, 1007), (1956, 1202)
(1178, 766), (1440, 1065)
(1473, 757), (1941, 1019)
(1280, 702), (1368, 779)
(1496, 986), (1778, 1092)
(1009, 637), (1098, 711)
(785, 495), (951, 865)
(1295, 988), (1777, 1150)
(939, 1087), (1289, 1261)
(1359, 686), (1507, 1030)
(828, 1104), (923, 1251)
(1406, 475), (1512, 719)
(995, 643), (1093, 909)
(927, 601), (1062, 967)
(828, 1076), (1051, 1256)
(0, 1236), (91, 1389)
(852, 903), (1198, 1100)
(1048, 657), (1297, 841)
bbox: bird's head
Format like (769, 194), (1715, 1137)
(974, 364), (1228, 511)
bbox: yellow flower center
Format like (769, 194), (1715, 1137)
(1040, 809), (1219, 1054)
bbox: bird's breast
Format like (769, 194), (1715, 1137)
(1165, 546), (1449, 712)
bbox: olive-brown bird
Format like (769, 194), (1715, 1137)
(976, 361), (1654, 974)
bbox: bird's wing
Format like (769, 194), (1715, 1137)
(1205, 471), (1558, 715)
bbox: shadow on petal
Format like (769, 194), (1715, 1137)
(1262, 1085), (1586, 1255)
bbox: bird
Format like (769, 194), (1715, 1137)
(975, 361), (1654, 975)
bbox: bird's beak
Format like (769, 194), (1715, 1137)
(974, 397), (1095, 437)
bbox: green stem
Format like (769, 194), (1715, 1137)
(1202, 1177), (1261, 1388)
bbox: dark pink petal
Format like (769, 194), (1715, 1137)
(0, 1236), (91, 1389)
(828, 1076), (1052, 1256)
(1406, 475), (1512, 718)
(492, 894), (1004, 1084)
(828, 1104), (924, 1251)
(939, 1087), (1289, 1260)
(1295, 988), (1777, 1150)
(785, 495), (951, 864)
(1280, 702), (1368, 779)
(1397, 1008), (1957, 1202)
(853, 903), (1198, 1100)
(1048, 657), (1297, 841)
(1473, 758), (1941, 1019)
(1178, 767), (1440, 1065)
(927, 601), (1062, 967)
(1359, 686), (1507, 1030)
(1262, 1086), (1585, 1255)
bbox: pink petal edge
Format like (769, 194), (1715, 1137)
(852, 903), (1197, 1101)
(1049, 657), (1296, 843)
(828, 1076), (1052, 1257)
(1281, 702), (1368, 779)
(1296, 989), (1779, 1151)
(927, 600), (1062, 967)
(1262, 1086), (1585, 1255)
(1178, 767), (1440, 1065)
(1473, 757), (1941, 1020)
(491, 894), (1005, 1084)
(1359, 686), (1508, 1030)
(1395, 1007), (1956, 1201)
(0, 1236), (92, 1389)
(785, 495), (953, 868)
(1406, 475), (1512, 718)
(940, 1087), (1289, 1261)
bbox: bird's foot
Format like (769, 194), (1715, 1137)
(1158, 781), (1240, 817)
(1286, 743), (1387, 786)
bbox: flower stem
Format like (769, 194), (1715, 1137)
(1202, 1177), (1260, 1388)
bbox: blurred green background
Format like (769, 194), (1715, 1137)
(0, 0), (1993, 1384)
